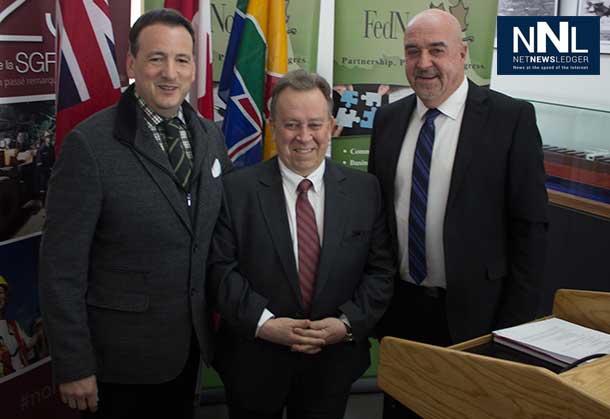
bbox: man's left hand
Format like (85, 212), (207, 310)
(293, 317), (348, 346)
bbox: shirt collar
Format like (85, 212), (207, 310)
(415, 77), (469, 121)
(134, 90), (186, 126)
(278, 158), (326, 194)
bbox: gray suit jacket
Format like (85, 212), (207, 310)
(208, 157), (395, 410)
(39, 85), (232, 384)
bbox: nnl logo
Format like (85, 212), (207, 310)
(497, 16), (600, 75)
(513, 22), (588, 53)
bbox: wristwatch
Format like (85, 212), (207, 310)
(342, 323), (354, 343)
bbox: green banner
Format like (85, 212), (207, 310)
(144, 0), (163, 11)
(210, 1), (233, 80)
(285, 0), (320, 72)
(333, 0), (497, 85)
(330, 136), (371, 172)
(211, 0), (320, 80)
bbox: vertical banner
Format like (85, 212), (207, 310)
(1, 0), (56, 244)
(0, 0), (131, 245)
(331, 0), (498, 171)
(333, 0), (497, 85)
(0, 2), (130, 418)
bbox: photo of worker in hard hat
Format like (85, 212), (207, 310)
(0, 274), (46, 380)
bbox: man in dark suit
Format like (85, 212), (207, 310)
(368, 9), (548, 418)
(208, 69), (395, 419)
(39, 9), (231, 418)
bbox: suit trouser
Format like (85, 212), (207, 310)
(81, 337), (200, 419)
(227, 352), (352, 419)
(379, 280), (452, 419)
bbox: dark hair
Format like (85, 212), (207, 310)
(270, 69), (334, 119)
(129, 8), (195, 56)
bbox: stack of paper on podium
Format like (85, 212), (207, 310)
(492, 317), (610, 367)
(378, 289), (610, 418)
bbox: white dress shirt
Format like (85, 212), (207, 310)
(394, 77), (468, 289)
(279, 158), (326, 265)
(255, 159), (350, 336)
(256, 159), (326, 334)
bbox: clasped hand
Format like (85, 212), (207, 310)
(257, 317), (348, 355)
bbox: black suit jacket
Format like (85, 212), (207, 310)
(369, 80), (548, 343)
(39, 85), (232, 384)
(208, 157), (394, 410)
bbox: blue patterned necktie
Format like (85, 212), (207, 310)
(408, 108), (441, 284)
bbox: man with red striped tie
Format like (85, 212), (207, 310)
(208, 69), (395, 419)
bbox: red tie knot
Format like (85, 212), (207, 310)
(297, 179), (313, 194)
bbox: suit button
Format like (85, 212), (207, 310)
(190, 288), (197, 296)
(193, 243), (199, 253)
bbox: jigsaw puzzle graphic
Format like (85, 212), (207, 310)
(340, 90), (359, 108)
(360, 92), (382, 107)
(336, 88), (384, 130)
(336, 108), (360, 128)
(360, 107), (377, 129)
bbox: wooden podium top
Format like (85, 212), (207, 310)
(378, 289), (610, 418)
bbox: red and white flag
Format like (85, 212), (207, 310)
(55, 0), (122, 153)
(164, 0), (214, 120)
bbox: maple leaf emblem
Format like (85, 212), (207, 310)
(449, 0), (469, 32)
(429, 2), (446, 11)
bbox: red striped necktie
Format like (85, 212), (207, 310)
(296, 179), (320, 314)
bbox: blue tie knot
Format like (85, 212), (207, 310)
(425, 108), (441, 123)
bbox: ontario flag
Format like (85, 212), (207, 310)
(164, 0), (214, 120)
(55, 0), (121, 154)
(219, 0), (288, 168)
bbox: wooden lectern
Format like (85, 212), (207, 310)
(378, 289), (610, 418)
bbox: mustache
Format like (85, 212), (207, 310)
(415, 69), (439, 78)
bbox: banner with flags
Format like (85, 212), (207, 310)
(164, 0), (214, 119)
(55, 0), (122, 154)
(219, 0), (287, 168)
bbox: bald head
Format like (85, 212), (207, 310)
(407, 9), (463, 45)
(403, 9), (467, 108)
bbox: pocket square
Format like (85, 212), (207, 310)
(211, 158), (221, 178)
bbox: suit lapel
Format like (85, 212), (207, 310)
(113, 86), (194, 235)
(131, 129), (193, 236)
(184, 103), (209, 184)
(446, 81), (489, 210)
(313, 161), (348, 305)
(113, 84), (178, 179)
(257, 159), (302, 307)
(186, 107), (211, 232)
